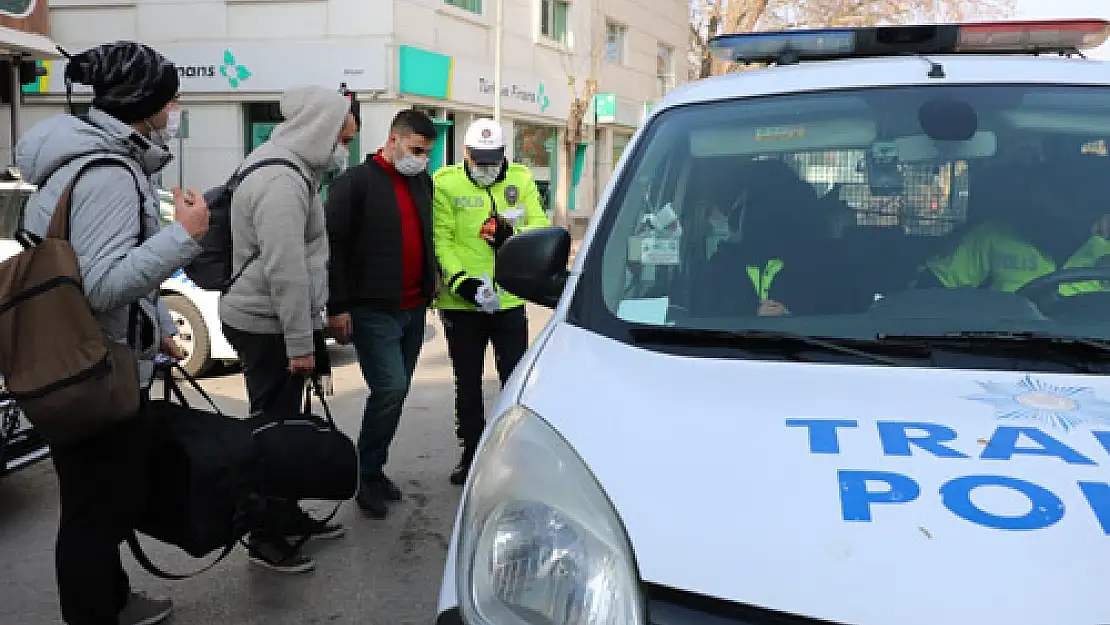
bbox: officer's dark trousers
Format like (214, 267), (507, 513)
(53, 411), (152, 625)
(441, 306), (529, 449)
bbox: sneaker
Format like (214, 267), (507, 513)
(379, 473), (403, 502)
(246, 535), (316, 573)
(355, 478), (388, 519)
(449, 447), (476, 486)
(117, 590), (172, 625)
(283, 507), (346, 541)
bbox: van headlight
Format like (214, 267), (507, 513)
(456, 405), (645, 625)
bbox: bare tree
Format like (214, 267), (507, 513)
(552, 0), (604, 228)
(689, 0), (1016, 79)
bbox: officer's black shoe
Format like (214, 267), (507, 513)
(356, 478), (388, 519)
(449, 447), (476, 486)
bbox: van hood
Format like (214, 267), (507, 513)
(520, 323), (1110, 625)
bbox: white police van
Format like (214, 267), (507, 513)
(436, 19), (1110, 625)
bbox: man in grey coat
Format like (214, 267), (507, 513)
(219, 84), (357, 573)
(17, 42), (207, 625)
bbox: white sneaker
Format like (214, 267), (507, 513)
(117, 590), (172, 625)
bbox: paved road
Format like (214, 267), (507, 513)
(0, 306), (553, 625)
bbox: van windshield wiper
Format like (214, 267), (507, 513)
(629, 326), (911, 366)
(876, 330), (1110, 371)
(879, 330), (1110, 350)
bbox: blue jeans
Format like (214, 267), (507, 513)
(351, 306), (427, 478)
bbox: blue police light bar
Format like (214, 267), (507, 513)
(708, 19), (1110, 65)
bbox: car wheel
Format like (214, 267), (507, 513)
(163, 294), (212, 378)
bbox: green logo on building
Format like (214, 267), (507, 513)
(538, 83), (549, 113)
(220, 49), (251, 89)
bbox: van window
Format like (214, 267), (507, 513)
(574, 85), (1110, 358)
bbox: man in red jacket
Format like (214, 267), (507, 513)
(325, 109), (439, 518)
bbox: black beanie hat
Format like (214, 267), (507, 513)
(64, 41), (179, 123)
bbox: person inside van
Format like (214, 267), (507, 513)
(693, 160), (852, 317)
(917, 168), (1110, 299)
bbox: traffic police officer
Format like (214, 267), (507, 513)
(432, 118), (552, 485)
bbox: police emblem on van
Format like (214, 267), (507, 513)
(966, 375), (1110, 431)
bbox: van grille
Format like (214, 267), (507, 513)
(646, 584), (844, 625)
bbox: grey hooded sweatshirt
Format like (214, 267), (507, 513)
(16, 108), (201, 387)
(218, 85), (351, 359)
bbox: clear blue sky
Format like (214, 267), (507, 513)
(1015, 0), (1110, 58)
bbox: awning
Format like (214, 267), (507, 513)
(0, 25), (62, 60)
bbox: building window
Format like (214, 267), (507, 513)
(657, 43), (675, 96)
(445, 0), (482, 13)
(540, 0), (570, 45)
(514, 122), (558, 212)
(605, 21), (626, 64)
(515, 123), (556, 170)
(612, 132), (632, 168)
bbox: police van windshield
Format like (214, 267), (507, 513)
(582, 84), (1110, 358)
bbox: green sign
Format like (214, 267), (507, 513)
(220, 49), (252, 89)
(594, 93), (616, 124)
(0, 0), (34, 16)
(398, 46), (452, 99)
(538, 83), (549, 113)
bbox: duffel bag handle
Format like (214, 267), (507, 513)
(304, 375), (339, 432)
(153, 360), (224, 416)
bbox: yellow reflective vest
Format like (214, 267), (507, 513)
(926, 222), (1110, 296)
(431, 162), (552, 311)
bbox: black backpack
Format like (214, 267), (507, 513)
(183, 158), (312, 292)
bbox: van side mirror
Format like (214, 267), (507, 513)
(495, 226), (571, 309)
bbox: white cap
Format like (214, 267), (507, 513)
(463, 118), (506, 163)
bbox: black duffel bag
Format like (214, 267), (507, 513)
(248, 376), (358, 502)
(128, 362), (266, 578)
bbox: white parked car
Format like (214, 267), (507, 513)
(435, 19), (1110, 625)
(0, 176), (234, 377)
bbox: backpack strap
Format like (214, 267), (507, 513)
(223, 158), (315, 292)
(33, 154), (148, 350)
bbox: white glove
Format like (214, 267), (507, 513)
(474, 274), (502, 314)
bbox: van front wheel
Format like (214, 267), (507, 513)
(163, 294), (211, 378)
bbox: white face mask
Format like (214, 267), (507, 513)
(395, 153), (428, 176)
(330, 144), (349, 173)
(471, 163), (501, 187)
(149, 109), (181, 147)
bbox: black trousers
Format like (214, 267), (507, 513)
(53, 411), (152, 625)
(223, 325), (322, 543)
(440, 306), (529, 448)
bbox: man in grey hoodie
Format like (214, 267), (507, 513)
(16, 42), (207, 625)
(219, 84), (357, 573)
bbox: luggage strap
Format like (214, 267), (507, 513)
(127, 363), (342, 580)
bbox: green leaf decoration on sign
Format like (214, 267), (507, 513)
(223, 50), (235, 65)
(229, 77), (239, 88)
(220, 65), (228, 77)
(236, 65), (251, 80)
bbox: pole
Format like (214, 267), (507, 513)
(493, 0), (503, 123)
(592, 103), (599, 213)
(9, 58), (20, 166)
(177, 134), (184, 188)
